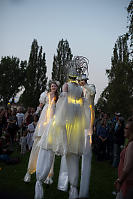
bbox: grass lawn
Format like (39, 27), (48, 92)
(0, 147), (117, 199)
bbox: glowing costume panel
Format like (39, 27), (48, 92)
(38, 82), (91, 156)
(27, 93), (56, 174)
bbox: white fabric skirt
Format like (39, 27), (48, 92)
(39, 96), (91, 156)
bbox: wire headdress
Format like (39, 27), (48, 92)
(67, 56), (89, 79)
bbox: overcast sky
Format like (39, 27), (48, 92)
(0, 0), (130, 103)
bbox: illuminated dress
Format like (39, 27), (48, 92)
(24, 91), (56, 183)
(38, 82), (90, 155)
(57, 77), (96, 197)
(35, 79), (91, 199)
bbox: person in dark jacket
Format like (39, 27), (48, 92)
(112, 117), (125, 168)
(97, 119), (109, 160)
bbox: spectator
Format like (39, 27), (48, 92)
(24, 107), (33, 126)
(27, 114), (39, 151)
(20, 128), (27, 155)
(0, 135), (17, 164)
(107, 120), (115, 162)
(16, 107), (25, 141)
(97, 119), (109, 161)
(0, 109), (7, 134)
(16, 107), (24, 129)
(31, 107), (35, 116)
(7, 109), (17, 144)
(0, 137), (10, 162)
(92, 111), (103, 155)
(112, 116), (125, 168)
(5, 108), (12, 120)
(114, 116), (133, 199)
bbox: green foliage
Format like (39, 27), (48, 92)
(0, 56), (27, 106)
(52, 39), (73, 89)
(96, 35), (133, 117)
(127, 0), (133, 48)
(20, 39), (47, 108)
(96, 1), (133, 117)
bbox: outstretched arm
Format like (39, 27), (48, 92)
(84, 84), (96, 96)
(62, 83), (68, 92)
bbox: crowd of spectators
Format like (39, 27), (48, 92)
(93, 111), (125, 168)
(0, 106), (39, 164)
(0, 104), (129, 169)
(0, 104), (128, 171)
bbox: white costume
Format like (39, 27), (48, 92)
(79, 83), (96, 198)
(57, 83), (96, 196)
(38, 82), (90, 155)
(35, 81), (91, 199)
(24, 91), (56, 183)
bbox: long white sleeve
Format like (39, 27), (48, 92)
(84, 84), (96, 96)
(39, 91), (47, 105)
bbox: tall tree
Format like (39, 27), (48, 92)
(96, 34), (133, 117)
(127, 0), (133, 48)
(20, 39), (47, 108)
(96, 1), (133, 117)
(0, 56), (27, 105)
(52, 39), (73, 89)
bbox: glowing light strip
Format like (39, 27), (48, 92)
(68, 96), (83, 105)
(90, 135), (92, 145)
(69, 80), (78, 84)
(89, 104), (95, 145)
(43, 93), (56, 126)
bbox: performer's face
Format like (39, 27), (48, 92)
(80, 80), (86, 86)
(51, 83), (58, 92)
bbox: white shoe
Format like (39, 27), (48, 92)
(24, 172), (31, 183)
(44, 176), (53, 185)
(69, 185), (78, 199)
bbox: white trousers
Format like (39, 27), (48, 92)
(79, 135), (92, 198)
(66, 154), (79, 187)
(58, 134), (92, 198)
(58, 155), (69, 191)
(35, 148), (79, 199)
(35, 149), (54, 199)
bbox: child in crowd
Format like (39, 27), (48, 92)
(20, 129), (27, 154)
(27, 115), (39, 151)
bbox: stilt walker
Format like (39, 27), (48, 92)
(34, 57), (91, 199)
(79, 72), (96, 198)
(58, 57), (96, 197)
(24, 81), (59, 184)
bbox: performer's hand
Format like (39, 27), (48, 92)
(88, 129), (93, 136)
(39, 103), (43, 108)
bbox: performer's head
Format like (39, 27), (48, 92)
(69, 75), (77, 81)
(68, 67), (78, 82)
(50, 81), (59, 102)
(79, 74), (88, 86)
(67, 56), (89, 83)
(50, 81), (58, 93)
